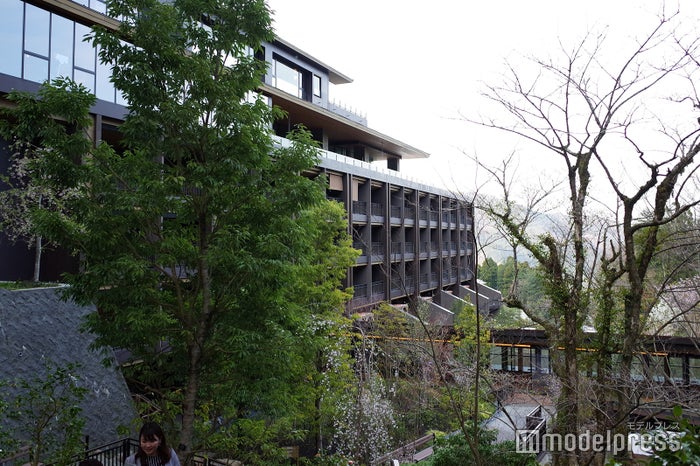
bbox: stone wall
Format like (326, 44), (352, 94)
(0, 287), (137, 448)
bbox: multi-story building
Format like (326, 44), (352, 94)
(0, 0), (501, 316)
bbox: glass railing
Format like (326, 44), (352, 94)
(71, 0), (107, 15)
(305, 140), (443, 193)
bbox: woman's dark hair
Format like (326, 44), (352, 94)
(136, 421), (172, 466)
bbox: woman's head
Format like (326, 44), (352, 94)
(138, 422), (170, 460)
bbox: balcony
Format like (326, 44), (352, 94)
(371, 281), (385, 299)
(371, 242), (384, 263)
(327, 99), (367, 126)
(390, 242), (403, 261)
(352, 201), (368, 222)
(353, 241), (368, 265)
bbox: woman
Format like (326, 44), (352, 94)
(125, 422), (181, 466)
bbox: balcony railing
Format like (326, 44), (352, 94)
(352, 200), (368, 216)
(371, 281), (385, 297)
(352, 241), (367, 255)
(1, 438), (230, 466)
(353, 283), (368, 297)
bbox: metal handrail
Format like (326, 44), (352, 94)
(1, 438), (233, 466)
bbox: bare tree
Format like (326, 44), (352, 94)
(461, 11), (700, 466)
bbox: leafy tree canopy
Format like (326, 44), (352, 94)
(2, 0), (358, 461)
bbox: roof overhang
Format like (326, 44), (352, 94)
(272, 36), (352, 85)
(261, 84), (429, 160)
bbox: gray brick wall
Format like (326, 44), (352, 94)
(0, 287), (137, 448)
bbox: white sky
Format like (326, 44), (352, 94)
(265, 1), (700, 194)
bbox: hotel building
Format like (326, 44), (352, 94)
(0, 0), (501, 316)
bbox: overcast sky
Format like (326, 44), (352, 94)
(265, 1), (700, 192)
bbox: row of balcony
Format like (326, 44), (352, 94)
(352, 241), (474, 258)
(351, 201), (471, 227)
(352, 268), (474, 301)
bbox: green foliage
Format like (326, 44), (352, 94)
(426, 428), (537, 466)
(299, 454), (350, 466)
(478, 256), (544, 309)
(478, 257), (499, 289)
(2, 0), (358, 459)
(367, 304), (467, 441)
(0, 281), (61, 290)
(0, 362), (88, 466)
(490, 305), (533, 329)
(648, 406), (700, 466)
(639, 210), (700, 284)
(0, 78), (96, 281)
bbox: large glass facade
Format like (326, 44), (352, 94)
(51, 15), (75, 80)
(24, 4), (50, 82)
(0, 0), (23, 76)
(273, 57), (302, 98)
(0, 0), (124, 106)
(72, 0), (107, 15)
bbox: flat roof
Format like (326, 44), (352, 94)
(272, 36), (353, 85)
(262, 84), (430, 160)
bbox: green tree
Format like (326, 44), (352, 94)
(0, 79), (93, 282)
(0, 362), (88, 466)
(424, 428), (537, 466)
(2, 0), (357, 462)
(478, 257), (499, 289)
(648, 407), (700, 466)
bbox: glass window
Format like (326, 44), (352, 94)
(116, 88), (127, 106)
(521, 347), (532, 372)
(0, 0), (23, 77)
(631, 356), (645, 382)
(24, 54), (49, 83)
(668, 356), (684, 383)
(540, 348), (550, 374)
(647, 355), (666, 383)
(312, 74), (321, 97)
(74, 23), (95, 72)
(74, 68), (95, 93)
(505, 347), (517, 371)
(25, 4), (50, 57)
(90, 0), (107, 15)
(690, 357), (700, 385)
(50, 15), (74, 80)
(273, 58), (301, 97)
(490, 347), (503, 370)
(96, 57), (115, 102)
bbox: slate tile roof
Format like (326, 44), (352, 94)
(0, 287), (137, 448)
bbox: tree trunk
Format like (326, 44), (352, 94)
(179, 214), (214, 464)
(551, 340), (580, 466)
(33, 235), (42, 283)
(33, 194), (43, 283)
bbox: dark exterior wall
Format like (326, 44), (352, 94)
(262, 41), (330, 106)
